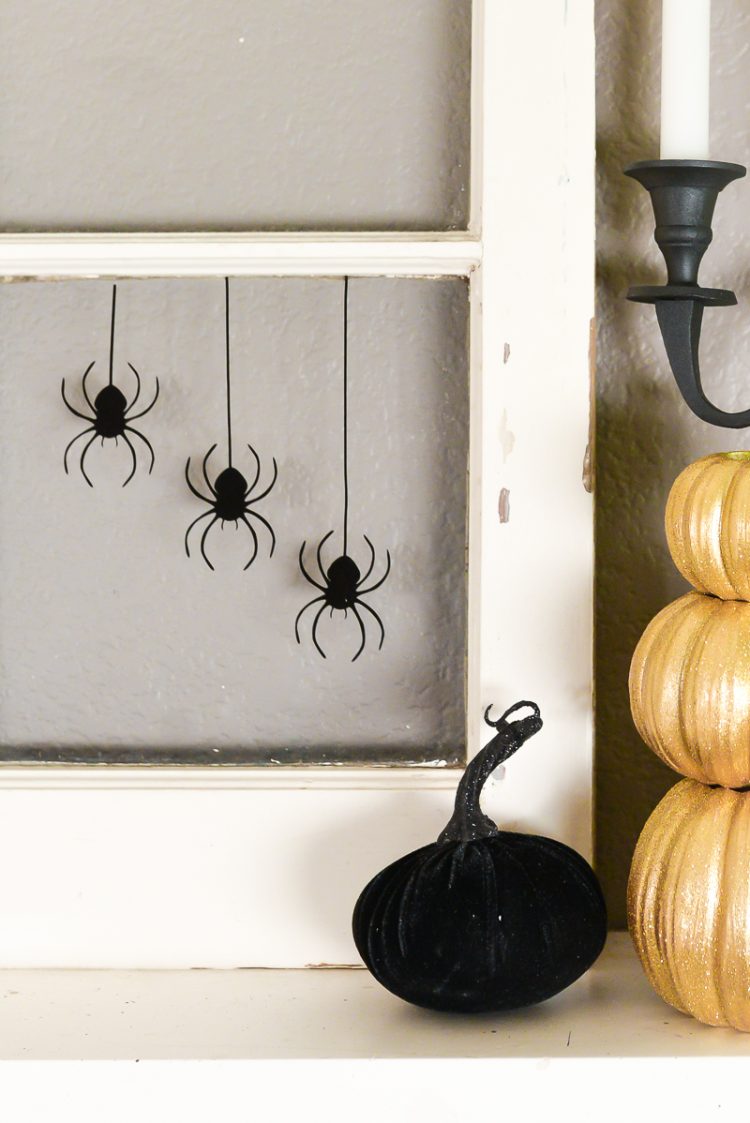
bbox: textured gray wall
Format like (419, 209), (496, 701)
(0, 0), (470, 231)
(0, 278), (468, 763)
(596, 0), (750, 924)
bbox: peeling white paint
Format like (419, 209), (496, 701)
(497, 409), (516, 463)
(582, 442), (593, 493)
(498, 487), (511, 524)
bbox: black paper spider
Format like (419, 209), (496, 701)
(295, 531), (391, 661)
(62, 285), (159, 487)
(184, 278), (278, 571)
(295, 278), (391, 660)
(184, 443), (278, 570)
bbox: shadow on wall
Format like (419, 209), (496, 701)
(595, 365), (689, 929)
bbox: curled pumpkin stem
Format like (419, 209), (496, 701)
(485, 700), (542, 732)
(438, 700), (543, 844)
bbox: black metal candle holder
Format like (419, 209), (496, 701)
(626, 158), (747, 428)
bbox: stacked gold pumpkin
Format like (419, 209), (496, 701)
(628, 451), (750, 1031)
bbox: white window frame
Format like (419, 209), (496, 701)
(0, 0), (595, 967)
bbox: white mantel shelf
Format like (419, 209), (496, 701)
(2, 935), (749, 1123)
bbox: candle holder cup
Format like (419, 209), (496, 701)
(626, 158), (748, 428)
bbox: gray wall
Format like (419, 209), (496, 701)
(0, 0), (470, 231)
(0, 278), (468, 764)
(596, 0), (750, 925)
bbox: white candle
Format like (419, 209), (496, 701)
(661, 0), (711, 159)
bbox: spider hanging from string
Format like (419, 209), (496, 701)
(184, 277), (278, 571)
(295, 276), (391, 662)
(62, 284), (159, 487)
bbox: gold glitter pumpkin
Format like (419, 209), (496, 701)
(629, 590), (750, 787)
(666, 451), (750, 600)
(628, 779), (750, 1031)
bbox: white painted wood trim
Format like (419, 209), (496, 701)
(0, 937), (728, 1061)
(465, 270), (484, 761)
(5, 940), (750, 1123)
(0, 765), (464, 791)
(0, 236), (480, 278)
(475, 0), (595, 864)
(0, 0), (596, 967)
(4, 1057), (749, 1123)
(468, 0), (485, 237)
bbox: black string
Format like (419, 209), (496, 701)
(343, 276), (349, 558)
(225, 276), (233, 468)
(109, 284), (117, 387)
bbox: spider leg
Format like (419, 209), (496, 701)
(359, 535), (377, 585)
(294, 595), (325, 644)
(79, 432), (99, 488)
(298, 541), (326, 591)
(63, 426), (95, 474)
(184, 458), (213, 504)
(184, 509), (213, 558)
(125, 425), (155, 474)
(124, 363), (142, 413)
(81, 362), (97, 412)
(356, 599), (385, 651)
(350, 605), (368, 662)
(61, 375), (95, 422)
(316, 529), (335, 583)
(358, 549), (392, 595)
(199, 516), (220, 571)
(310, 603), (328, 659)
(120, 432), (138, 488)
(202, 444), (218, 497)
(246, 507), (276, 557)
(126, 373), (160, 420)
(245, 443), (262, 493)
(239, 515), (260, 571)
(246, 456), (278, 505)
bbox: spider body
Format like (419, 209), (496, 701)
(185, 444), (278, 571)
(91, 385), (128, 439)
(62, 361), (159, 488)
(325, 556), (361, 610)
(295, 531), (391, 661)
(212, 467), (251, 521)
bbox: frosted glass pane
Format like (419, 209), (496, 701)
(0, 0), (471, 231)
(0, 278), (468, 764)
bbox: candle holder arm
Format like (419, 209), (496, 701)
(631, 290), (750, 428)
(626, 159), (748, 429)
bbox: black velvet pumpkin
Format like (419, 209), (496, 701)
(352, 701), (607, 1013)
